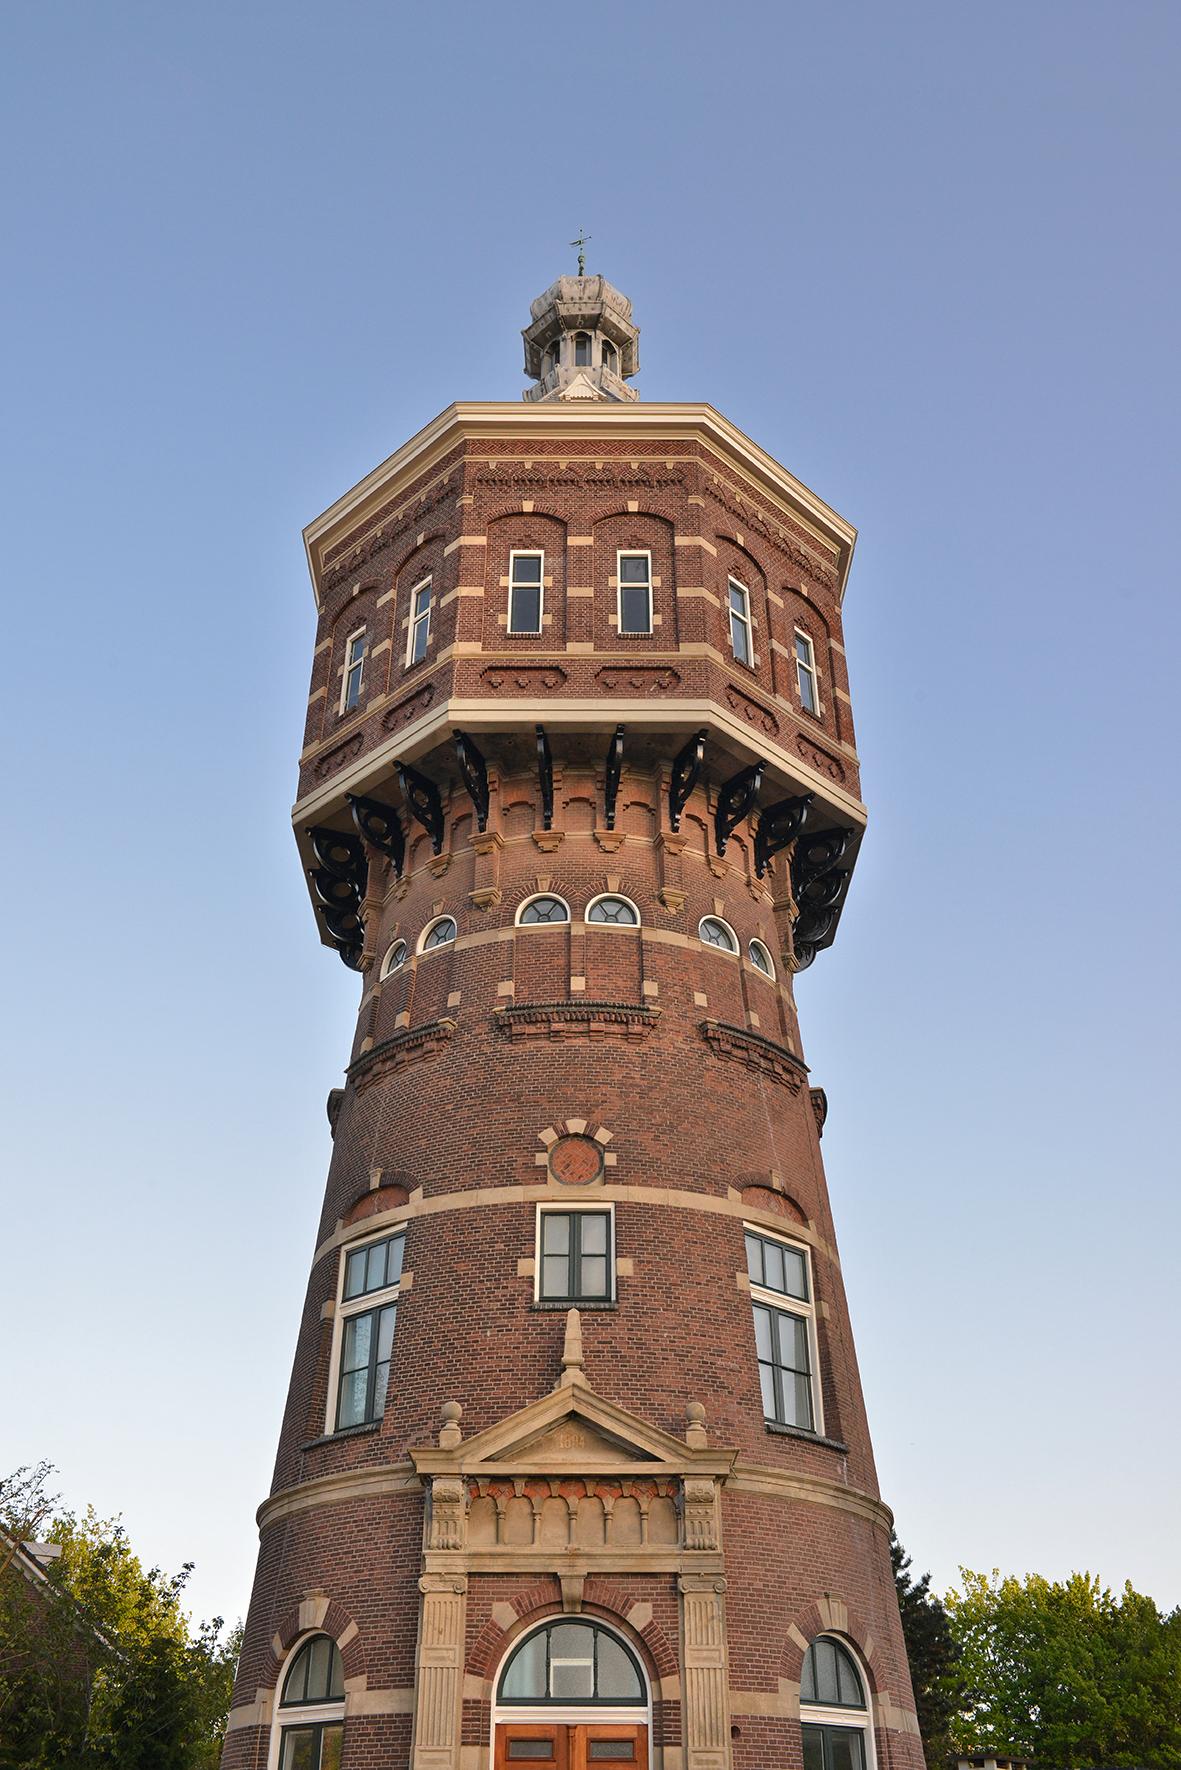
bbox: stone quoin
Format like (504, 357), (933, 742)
(222, 270), (925, 1770)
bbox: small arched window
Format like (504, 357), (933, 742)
(419, 916), (457, 953)
(748, 938), (775, 978)
(574, 331), (592, 367)
(800, 1636), (870, 1770)
(380, 939), (407, 979)
(548, 338), (562, 373)
(277, 1634), (345, 1769)
(699, 916), (739, 954)
(601, 338), (618, 373)
(517, 894), (570, 925)
(499, 1620), (645, 1705)
(586, 894), (640, 927)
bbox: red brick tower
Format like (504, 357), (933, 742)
(223, 273), (925, 1770)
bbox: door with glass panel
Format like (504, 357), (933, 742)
(494, 1621), (648, 1770)
(495, 1724), (647, 1770)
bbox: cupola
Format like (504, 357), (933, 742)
(522, 273), (640, 403)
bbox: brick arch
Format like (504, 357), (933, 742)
(467, 1584), (675, 1692)
(390, 529), (447, 582)
(779, 1596), (883, 1696)
(262, 1595), (367, 1691)
(341, 1180), (410, 1226)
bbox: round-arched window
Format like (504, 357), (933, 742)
(602, 339), (618, 373)
(586, 894), (640, 926)
(800, 1636), (869, 1770)
(748, 938), (775, 978)
(517, 894), (570, 925)
(698, 916), (738, 954)
(499, 1621), (645, 1706)
(380, 939), (407, 979)
(277, 1633), (345, 1770)
(574, 331), (592, 367)
(420, 916), (457, 953)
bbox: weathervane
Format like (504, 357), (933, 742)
(570, 228), (591, 276)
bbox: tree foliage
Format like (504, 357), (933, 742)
(0, 1465), (240, 1770)
(891, 1531), (962, 1763)
(946, 1567), (1181, 1768)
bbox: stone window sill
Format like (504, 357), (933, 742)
(530, 1300), (618, 1312)
(301, 1420), (382, 1451)
(764, 1421), (848, 1453)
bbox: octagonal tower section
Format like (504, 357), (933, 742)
(224, 287), (924, 1770)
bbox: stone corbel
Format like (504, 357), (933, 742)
(470, 829), (504, 910)
(656, 830), (688, 913)
(682, 1477), (721, 1552)
(427, 1476), (467, 1551)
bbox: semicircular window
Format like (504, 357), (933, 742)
(499, 1621), (645, 1706)
(281, 1634), (345, 1707)
(422, 916), (457, 951)
(699, 916), (738, 953)
(519, 895), (570, 925)
(587, 895), (639, 926)
(800, 1635), (865, 1709)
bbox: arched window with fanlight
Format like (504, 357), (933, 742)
(274, 1633), (345, 1769)
(573, 331), (592, 367)
(800, 1635), (872, 1770)
(498, 1619), (646, 1707)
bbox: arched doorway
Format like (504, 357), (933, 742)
(493, 1619), (650, 1770)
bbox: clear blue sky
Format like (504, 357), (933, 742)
(2, 1), (1178, 1631)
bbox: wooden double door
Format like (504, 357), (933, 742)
(494, 1721), (647, 1770)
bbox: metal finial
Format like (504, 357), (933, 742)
(570, 228), (591, 277)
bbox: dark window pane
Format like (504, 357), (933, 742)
(730, 612), (751, 664)
(279, 1728), (318, 1770)
(342, 1313), (371, 1374)
(513, 554), (543, 583)
(510, 585), (542, 632)
(764, 1240), (786, 1293)
(508, 1743), (555, 1760)
(790, 1372), (814, 1430)
(366, 1242), (387, 1292)
(282, 1643), (310, 1705)
(745, 1233), (764, 1286)
(589, 1743), (634, 1760)
(343, 1249), (365, 1299)
(800, 1644), (817, 1704)
(619, 586), (651, 633)
(386, 1235), (405, 1287)
(620, 554), (649, 584)
(815, 1638), (839, 1704)
(414, 583), (432, 616)
(753, 1306), (773, 1361)
(596, 1635), (643, 1700)
(837, 1648), (864, 1707)
(777, 1311), (809, 1374)
(320, 1725), (344, 1770)
(337, 1369), (367, 1428)
(827, 1729), (865, 1770)
(501, 1632), (546, 1700)
(801, 1725), (826, 1770)
(574, 334), (591, 365)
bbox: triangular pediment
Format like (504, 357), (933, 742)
(557, 370), (605, 401)
(412, 1379), (732, 1479)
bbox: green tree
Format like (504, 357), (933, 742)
(0, 1467), (239, 1770)
(946, 1567), (1181, 1769)
(891, 1531), (962, 1763)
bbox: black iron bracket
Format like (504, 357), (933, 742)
(754, 793), (812, 878)
(452, 730), (490, 832)
(603, 725), (624, 831)
(348, 794), (406, 876)
(535, 726), (554, 830)
(395, 761), (445, 855)
(714, 762), (764, 856)
(307, 825), (367, 887)
(669, 730), (707, 831)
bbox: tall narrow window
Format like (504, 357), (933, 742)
(617, 552), (652, 635)
(728, 578), (753, 666)
(800, 1636), (870, 1770)
(276, 1634), (345, 1770)
(509, 551), (544, 634)
(746, 1227), (820, 1433)
(548, 338), (562, 374)
(407, 577), (432, 666)
(341, 629), (367, 712)
(601, 338), (618, 374)
(795, 630), (819, 712)
(538, 1209), (613, 1303)
(334, 1230), (406, 1431)
(574, 331), (592, 366)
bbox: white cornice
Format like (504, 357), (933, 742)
(302, 403), (858, 607)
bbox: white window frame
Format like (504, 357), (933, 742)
(698, 915), (739, 954)
(406, 576), (433, 666)
(585, 892), (641, 928)
(616, 549), (653, 636)
(324, 1227), (407, 1437)
(489, 1616), (651, 1746)
(379, 939), (407, 980)
(508, 549), (545, 635)
(268, 1633), (346, 1770)
(727, 577), (753, 667)
(515, 892), (571, 927)
(745, 1223), (824, 1438)
(535, 1202), (616, 1305)
(340, 627), (367, 713)
(418, 914), (457, 954)
(794, 628), (820, 713)
(799, 1637), (877, 1770)
(747, 938), (775, 979)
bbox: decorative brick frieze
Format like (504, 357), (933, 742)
(347, 1018), (457, 1091)
(698, 1020), (806, 1092)
(494, 1003), (660, 1041)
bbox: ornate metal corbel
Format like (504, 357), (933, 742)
(754, 793), (812, 878)
(395, 761), (445, 855)
(535, 725), (554, 830)
(308, 867), (363, 909)
(790, 827), (853, 894)
(669, 729), (707, 831)
(452, 730), (490, 833)
(603, 724), (624, 831)
(307, 825), (367, 888)
(348, 794), (406, 875)
(714, 762), (763, 856)
(320, 900), (364, 944)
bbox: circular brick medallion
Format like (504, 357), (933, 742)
(548, 1134), (604, 1185)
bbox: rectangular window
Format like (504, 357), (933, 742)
(407, 577), (432, 665)
(333, 1230), (406, 1431)
(795, 630), (819, 713)
(538, 1208), (613, 1303)
(728, 578), (752, 666)
(279, 1722), (344, 1770)
(746, 1226), (819, 1433)
(509, 551), (544, 634)
(617, 552), (653, 635)
(340, 629), (367, 712)
(801, 1725), (865, 1770)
